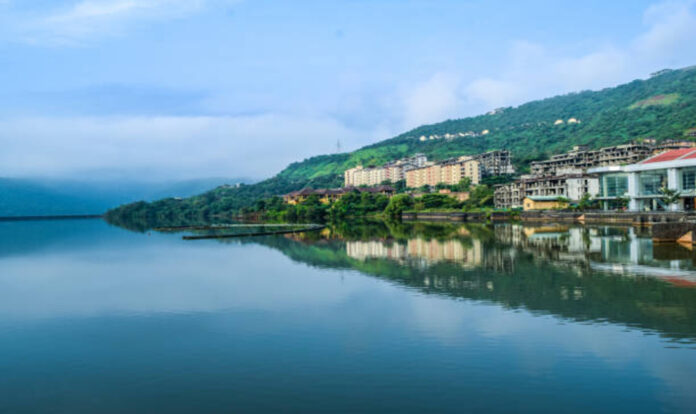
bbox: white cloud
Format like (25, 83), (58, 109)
(634, 0), (696, 61)
(552, 48), (630, 91)
(465, 78), (523, 110)
(11, 0), (237, 45)
(0, 113), (371, 180)
(401, 72), (463, 128)
(415, 0), (696, 117)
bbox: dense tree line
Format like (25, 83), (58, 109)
(106, 184), (497, 229)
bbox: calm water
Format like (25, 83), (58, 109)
(0, 219), (695, 413)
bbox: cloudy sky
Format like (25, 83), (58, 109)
(1, 0), (696, 181)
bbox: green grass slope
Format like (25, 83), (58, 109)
(108, 66), (696, 219)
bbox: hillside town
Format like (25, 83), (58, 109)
(284, 139), (696, 212)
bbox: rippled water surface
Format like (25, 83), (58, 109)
(0, 219), (695, 413)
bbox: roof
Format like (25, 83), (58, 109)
(285, 186), (395, 198)
(640, 148), (696, 164)
(524, 196), (567, 201)
(353, 185), (396, 193)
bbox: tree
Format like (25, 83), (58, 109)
(384, 194), (414, 217)
(392, 180), (407, 193)
(466, 185), (494, 208)
(659, 187), (681, 208)
(417, 193), (458, 209)
(617, 195), (631, 210)
(577, 193), (596, 211)
(454, 177), (471, 192)
(555, 196), (570, 210)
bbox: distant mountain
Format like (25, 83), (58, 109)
(0, 177), (248, 217)
(109, 65), (696, 217)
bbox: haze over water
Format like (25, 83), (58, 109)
(0, 219), (695, 413)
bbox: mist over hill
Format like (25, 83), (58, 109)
(109, 66), (696, 218)
(0, 177), (248, 217)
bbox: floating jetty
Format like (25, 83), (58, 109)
(155, 223), (305, 232)
(181, 224), (325, 240)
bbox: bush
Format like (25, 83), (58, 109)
(384, 194), (414, 217)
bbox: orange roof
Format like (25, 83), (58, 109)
(641, 148), (696, 164)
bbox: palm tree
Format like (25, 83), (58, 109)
(658, 187), (681, 209)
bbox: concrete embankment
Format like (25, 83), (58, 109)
(402, 210), (696, 226)
(652, 222), (696, 243)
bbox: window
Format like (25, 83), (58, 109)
(639, 172), (666, 196)
(682, 168), (696, 190)
(601, 174), (628, 197)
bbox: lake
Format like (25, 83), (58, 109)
(0, 219), (695, 413)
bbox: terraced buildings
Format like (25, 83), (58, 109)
(405, 156), (482, 188)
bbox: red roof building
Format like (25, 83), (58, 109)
(640, 148), (696, 164)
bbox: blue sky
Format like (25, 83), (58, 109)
(1, 0), (695, 180)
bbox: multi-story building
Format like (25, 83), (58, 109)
(473, 150), (515, 176)
(494, 173), (599, 209)
(493, 182), (522, 209)
(344, 165), (386, 187)
(654, 139), (696, 153)
(405, 157), (481, 188)
(589, 148), (696, 211)
(344, 153), (427, 187)
(530, 144), (654, 176)
(345, 151), (514, 188)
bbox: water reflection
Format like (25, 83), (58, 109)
(246, 221), (696, 343)
(1, 219), (695, 412)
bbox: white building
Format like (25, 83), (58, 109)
(589, 148), (696, 211)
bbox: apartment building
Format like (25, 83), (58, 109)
(405, 157), (481, 188)
(344, 165), (387, 187)
(494, 173), (599, 209)
(344, 153), (427, 187)
(530, 144), (654, 176)
(474, 150), (515, 176)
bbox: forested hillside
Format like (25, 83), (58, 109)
(108, 66), (696, 219)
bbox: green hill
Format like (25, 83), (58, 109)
(107, 66), (696, 220)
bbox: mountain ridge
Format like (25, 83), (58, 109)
(108, 65), (696, 218)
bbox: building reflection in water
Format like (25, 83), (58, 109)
(274, 222), (696, 342)
(346, 238), (482, 268)
(591, 227), (696, 286)
(344, 223), (696, 287)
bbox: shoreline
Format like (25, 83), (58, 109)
(402, 210), (696, 226)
